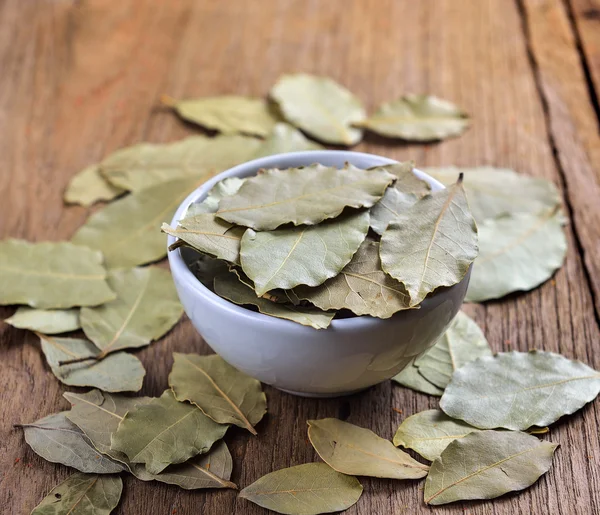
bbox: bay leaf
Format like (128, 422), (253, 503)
(294, 237), (411, 319)
(163, 95), (279, 137)
(465, 208), (567, 302)
(80, 267), (182, 357)
(64, 164), (124, 207)
(39, 334), (145, 392)
(189, 254), (230, 290)
(358, 94), (469, 141)
(378, 162), (430, 196)
(214, 270), (334, 329)
(415, 311), (492, 388)
(424, 430), (557, 505)
(380, 176), (478, 306)
(440, 350), (600, 430)
(72, 176), (203, 268)
(169, 352), (267, 435)
(100, 135), (260, 191)
(240, 210), (370, 295)
(308, 418), (428, 479)
(239, 462), (363, 515)
(217, 163), (393, 230)
(162, 213), (244, 264)
(391, 362), (444, 396)
(110, 389), (227, 474)
(186, 177), (247, 216)
(270, 73), (366, 145)
(4, 307), (80, 334)
(253, 122), (325, 158)
(0, 240), (116, 309)
(393, 409), (482, 461)
(31, 473), (122, 515)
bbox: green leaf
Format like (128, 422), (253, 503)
(465, 208), (567, 302)
(31, 473), (122, 515)
(39, 334), (145, 392)
(270, 73), (366, 145)
(424, 431), (557, 505)
(64, 164), (125, 207)
(308, 418), (428, 479)
(214, 270), (334, 329)
(440, 350), (600, 430)
(294, 237), (411, 318)
(72, 176), (203, 268)
(20, 412), (125, 473)
(240, 210), (370, 295)
(0, 240), (116, 309)
(380, 177), (478, 305)
(239, 462), (363, 515)
(359, 94), (469, 141)
(4, 307), (80, 334)
(110, 389), (228, 474)
(80, 267), (182, 356)
(415, 311), (492, 388)
(169, 353), (267, 435)
(217, 163), (393, 230)
(253, 123), (325, 158)
(393, 409), (483, 461)
(186, 177), (247, 216)
(391, 362), (443, 396)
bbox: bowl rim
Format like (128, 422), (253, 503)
(167, 150), (448, 331)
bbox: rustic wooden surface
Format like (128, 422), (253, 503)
(1, 0), (599, 513)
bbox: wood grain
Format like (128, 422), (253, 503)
(1, 0), (599, 514)
(568, 0), (600, 102)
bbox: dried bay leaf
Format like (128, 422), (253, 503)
(358, 94), (469, 141)
(189, 254), (230, 290)
(31, 473), (123, 515)
(270, 73), (366, 145)
(253, 122), (324, 158)
(186, 177), (246, 215)
(4, 307), (80, 334)
(169, 352), (267, 435)
(440, 350), (600, 430)
(424, 431), (557, 505)
(379, 162), (430, 196)
(465, 208), (567, 302)
(380, 177), (478, 306)
(391, 362), (444, 396)
(64, 164), (124, 207)
(217, 163), (393, 230)
(72, 176), (202, 268)
(240, 210), (370, 295)
(80, 267), (182, 356)
(308, 418), (428, 479)
(239, 462), (363, 515)
(0, 240), (115, 309)
(111, 389), (227, 474)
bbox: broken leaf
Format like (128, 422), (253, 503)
(64, 164), (125, 207)
(391, 361), (443, 396)
(4, 307), (80, 334)
(253, 123), (324, 158)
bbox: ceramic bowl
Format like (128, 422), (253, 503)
(167, 151), (470, 397)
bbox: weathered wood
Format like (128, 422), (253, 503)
(0, 0), (599, 514)
(568, 0), (600, 102)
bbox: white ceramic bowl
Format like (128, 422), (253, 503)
(167, 151), (470, 397)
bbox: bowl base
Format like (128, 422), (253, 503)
(277, 387), (369, 398)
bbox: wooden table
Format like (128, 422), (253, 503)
(2, 1), (599, 513)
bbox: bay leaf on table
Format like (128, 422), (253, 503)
(308, 418), (428, 479)
(424, 430), (557, 505)
(465, 208), (567, 302)
(239, 462), (363, 515)
(169, 352), (267, 435)
(214, 269), (334, 329)
(39, 334), (145, 392)
(440, 350), (600, 430)
(72, 176), (203, 268)
(294, 237), (411, 319)
(100, 135), (260, 191)
(186, 176), (247, 216)
(110, 389), (227, 474)
(393, 409), (482, 461)
(80, 267), (182, 357)
(0, 240), (115, 309)
(270, 73), (366, 145)
(380, 176), (478, 306)
(391, 362), (444, 396)
(240, 210), (370, 295)
(4, 307), (80, 334)
(253, 122), (325, 158)
(424, 166), (561, 223)
(64, 164), (125, 207)
(358, 94), (469, 141)
(31, 473), (122, 515)
(217, 163), (393, 230)
(20, 411), (125, 474)
(415, 311), (492, 388)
